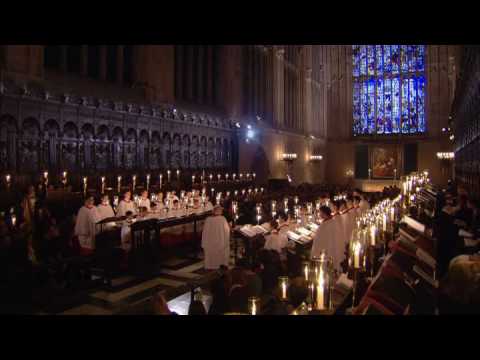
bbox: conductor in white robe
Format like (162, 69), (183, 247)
(74, 196), (99, 253)
(117, 191), (137, 217)
(201, 205), (231, 270)
(311, 206), (344, 271)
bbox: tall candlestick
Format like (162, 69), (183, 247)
(159, 174), (163, 189)
(233, 173), (236, 181)
(5, 174), (11, 186)
(225, 173), (229, 181)
(317, 276), (325, 310)
(353, 242), (361, 269)
(44, 171), (49, 187)
(192, 175), (195, 185)
(62, 171), (68, 185)
(83, 177), (87, 195)
(382, 213), (387, 232)
(117, 176), (122, 193)
(101, 176), (106, 193)
(11, 214), (16, 227)
(167, 170), (171, 182)
(209, 174), (213, 182)
(303, 262), (309, 282)
(217, 174), (221, 182)
(146, 174), (150, 191)
(176, 169), (180, 181)
(132, 175), (136, 190)
(253, 173), (256, 180)
(370, 224), (376, 246)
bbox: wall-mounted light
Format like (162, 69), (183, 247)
(436, 152), (454, 160)
(282, 153), (298, 161)
(309, 155), (323, 161)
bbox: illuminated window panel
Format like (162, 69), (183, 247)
(401, 78), (410, 133)
(392, 76), (400, 134)
(367, 46), (375, 76)
(352, 45), (426, 135)
(376, 78), (384, 134)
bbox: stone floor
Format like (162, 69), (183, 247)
(42, 243), (240, 316)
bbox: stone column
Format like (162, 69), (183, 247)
(99, 45), (107, 81)
(186, 46), (194, 101)
(81, 45), (88, 77)
(60, 46), (67, 73)
(273, 47), (285, 128)
(175, 45), (184, 100)
(117, 45), (124, 85)
(197, 45), (204, 104)
(206, 45), (213, 105)
(304, 67), (313, 135)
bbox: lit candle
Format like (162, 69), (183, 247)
(368, 168), (372, 179)
(253, 173), (256, 180)
(209, 174), (213, 182)
(5, 174), (11, 185)
(44, 171), (49, 186)
(202, 187), (206, 196)
(248, 297), (259, 315)
(248, 188), (252, 195)
(260, 187), (264, 193)
(159, 174), (163, 188)
(382, 213), (387, 232)
(132, 175), (136, 190)
(271, 200), (276, 212)
(246, 173), (250, 180)
(234, 190), (238, 197)
(167, 170), (171, 182)
(192, 175), (195, 185)
(394, 168), (397, 180)
(294, 196), (299, 205)
(370, 224), (376, 246)
(257, 214), (261, 225)
(101, 176), (106, 193)
(146, 174), (150, 191)
(303, 262), (309, 281)
(83, 177), (87, 194)
(254, 188), (258, 194)
(242, 189), (246, 196)
(117, 176), (122, 193)
(11, 214), (16, 227)
(226, 173), (229, 181)
(390, 206), (395, 222)
(353, 241), (361, 269)
(62, 171), (68, 185)
(317, 274), (325, 310)
(239, 173), (243, 180)
(211, 188), (215, 197)
(279, 277), (288, 300)
(233, 173), (236, 181)
(176, 169), (180, 180)
(217, 174), (221, 182)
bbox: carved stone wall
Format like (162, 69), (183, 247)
(0, 80), (236, 176)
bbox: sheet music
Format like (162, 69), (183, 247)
(297, 227), (313, 237)
(413, 265), (438, 288)
(402, 216), (425, 234)
(415, 248), (436, 268)
(459, 229), (473, 238)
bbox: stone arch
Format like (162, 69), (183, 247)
(96, 124), (110, 141)
(124, 128), (137, 169)
(0, 115), (18, 171)
(150, 131), (162, 169)
(63, 122), (78, 139)
(112, 127), (124, 169)
(22, 117), (41, 137)
(44, 119), (60, 136)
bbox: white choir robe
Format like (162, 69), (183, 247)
(340, 210), (355, 246)
(120, 223), (132, 252)
(96, 204), (116, 230)
(204, 202), (214, 212)
(201, 215), (230, 270)
(359, 200), (370, 212)
(138, 198), (151, 211)
(117, 200), (137, 217)
(311, 218), (343, 271)
(264, 230), (288, 253)
(74, 206), (99, 250)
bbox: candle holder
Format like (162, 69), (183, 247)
(278, 276), (289, 301)
(348, 234), (366, 312)
(248, 297), (260, 315)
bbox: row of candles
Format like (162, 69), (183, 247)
(2, 171), (257, 188)
(248, 253), (334, 314)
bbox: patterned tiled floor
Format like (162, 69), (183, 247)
(53, 240), (242, 315)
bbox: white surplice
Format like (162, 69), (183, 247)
(117, 200), (137, 217)
(311, 217), (344, 270)
(340, 209), (355, 246)
(138, 198), (151, 211)
(264, 229), (289, 253)
(201, 215), (230, 269)
(74, 206), (99, 249)
(96, 203), (115, 221)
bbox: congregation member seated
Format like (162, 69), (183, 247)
(96, 194), (115, 222)
(138, 190), (151, 212)
(117, 191), (137, 217)
(74, 196), (99, 255)
(201, 205), (230, 270)
(21, 185), (37, 226)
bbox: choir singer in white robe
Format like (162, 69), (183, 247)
(311, 206), (344, 271)
(117, 191), (137, 217)
(201, 205), (231, 270)
(96, 194), (116, 231)
(138, 190), (151, 211)
(74, 196), (99, 254)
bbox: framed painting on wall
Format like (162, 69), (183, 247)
(370, 145), (398, 179)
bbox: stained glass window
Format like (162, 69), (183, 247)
(352, 45), (426, 135)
